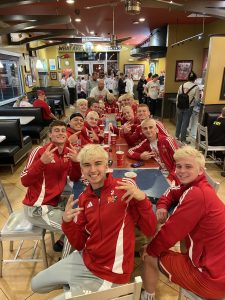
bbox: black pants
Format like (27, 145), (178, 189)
(147, 97), (157, 116)
(68, 87), (76, 105)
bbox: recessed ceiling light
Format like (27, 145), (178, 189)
(49, 40), (53, 43)
(75, 18), (81, 22)
(66, 0), (74, 4)
(90, 31), (95, 35)
(133, 21), (139, 24)
(139, 18), (145, 22)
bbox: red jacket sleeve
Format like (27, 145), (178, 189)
(129, 197), (157, 237)
(147, 187), (205, 257)
(127, 139), (149, 160)
(62, 210), (89, 251)
(69, 162), (82, 182)
(20, 147), (46, 187)
(124, 125), (141, 146)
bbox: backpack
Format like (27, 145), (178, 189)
(177, 84), (197, 109)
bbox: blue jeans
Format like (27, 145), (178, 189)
(175, 107), (193, 142)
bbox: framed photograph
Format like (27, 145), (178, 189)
(220, 68), (225, 100)
(175, 60), (193, 81)
(124, 64), (145, 81)
(49, 58), (56, 71)
(50, 71), (57, 80)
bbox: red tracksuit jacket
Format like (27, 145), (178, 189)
(148, 174), (225, 292)
(62, 173), (157, 284)
(21, 142), (81, 207)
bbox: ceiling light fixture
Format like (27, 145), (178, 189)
(75, 18), (81, 22)
(139, 18), (145, 22)
(133, 21), (139, 24)
(66, 0), (75, 4)
(125, 0), (141, 15)
(90, 31), (95, 35)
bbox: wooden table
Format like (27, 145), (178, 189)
(108, 143), (159, 169)
(0, 116), (35, 125)
(0, 135), (6, 143)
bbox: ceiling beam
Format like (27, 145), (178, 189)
(0, 0), (55, 8)
(8, 30), (79, 45)
(0, 16), (71, 36)
(27, 40), (82, 51)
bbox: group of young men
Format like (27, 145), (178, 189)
(20, 89), (225, 300)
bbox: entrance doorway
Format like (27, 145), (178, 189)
(75, 61), (106, 77)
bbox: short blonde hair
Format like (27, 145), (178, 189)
(77, 144), (108, 165)
(141, 118), (156, 128)
(76, 98), (88, 108)
(86, 110), (99, 120)
(106, 93), (115, 101)
(118, 94), (125, 103)
(174, 146), (205, 168)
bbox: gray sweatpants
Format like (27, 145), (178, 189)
(24, 205), (64, 232)
(32, 251), (116, 299)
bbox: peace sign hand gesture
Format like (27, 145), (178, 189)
(63, 194), (84, 223)
(40, 143), (58, 164)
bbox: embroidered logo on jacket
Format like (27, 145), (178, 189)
(107, 190), (118, 203)
(87, 201), (93, 208)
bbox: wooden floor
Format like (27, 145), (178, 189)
(1, 109), (225, 300)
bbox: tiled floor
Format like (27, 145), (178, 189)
(0, 114), (225, 300)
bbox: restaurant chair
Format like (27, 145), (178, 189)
(61, 276), (142, 300)
(205, 171), (220, 192)
(0, 180), (48, 277)
(196, 123), (225, 169)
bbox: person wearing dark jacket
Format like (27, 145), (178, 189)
(118, 73), (126, 96)
(137, 75), (147, 103)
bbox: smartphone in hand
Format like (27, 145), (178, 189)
(130, 161), (144, 168)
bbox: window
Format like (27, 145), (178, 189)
(0, 53), (23, 105)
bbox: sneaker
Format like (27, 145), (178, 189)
(141, 290), (155, 300)
(53, 240), (64, 252)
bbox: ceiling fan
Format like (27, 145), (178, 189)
(84, 0), (183, 12)
(110, 4), (131, 46)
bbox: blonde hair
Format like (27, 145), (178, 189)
(118, 94), (125, 103)
(122, 105), (133, 114)
(174, 146), (205, 168)
(77, 144), (108, 165)
(86, 110), (99, 120)
(141, 118), (156, 128)
(76, 98), (88, 108)
(106, 93), (115, 101)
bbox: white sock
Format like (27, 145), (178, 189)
(141, 290), (155, 300)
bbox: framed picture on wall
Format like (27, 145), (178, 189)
(220, 68), (225, 100)
(124, 64), (145, 80)
(50, 71), (57, 80)
(27, 74), (33, 87)
(175, 60), (193, 81)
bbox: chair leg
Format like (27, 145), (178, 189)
(40, 232), (48, 268)
(178, 287), (182, 300)
(9, 241), (13, 252)
(50, 231), (55, 248)
(0, 241), (3, 277)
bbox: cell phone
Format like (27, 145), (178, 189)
(130, 161), (144, 168)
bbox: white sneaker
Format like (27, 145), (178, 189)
(141, 290), (155, 300)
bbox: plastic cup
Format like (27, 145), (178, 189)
(104, 131), (109, 144)
(116, 150), (124, 167)
(103, 144), (110, 152)
(99, 124), (104, 131)
(124, 171), (137, 182)
(111, 133), (117, 145)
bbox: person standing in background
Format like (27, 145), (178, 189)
(175, 71), (200, 144)
(60, 74), (70, 107)
(118, 73), (126, 96)
(125, 73), (134, 96)
(67, 73), (76, 108)
(137, 74), (147, 104)
(144, 74), (160, 117)
(86, 72), (98, 97)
